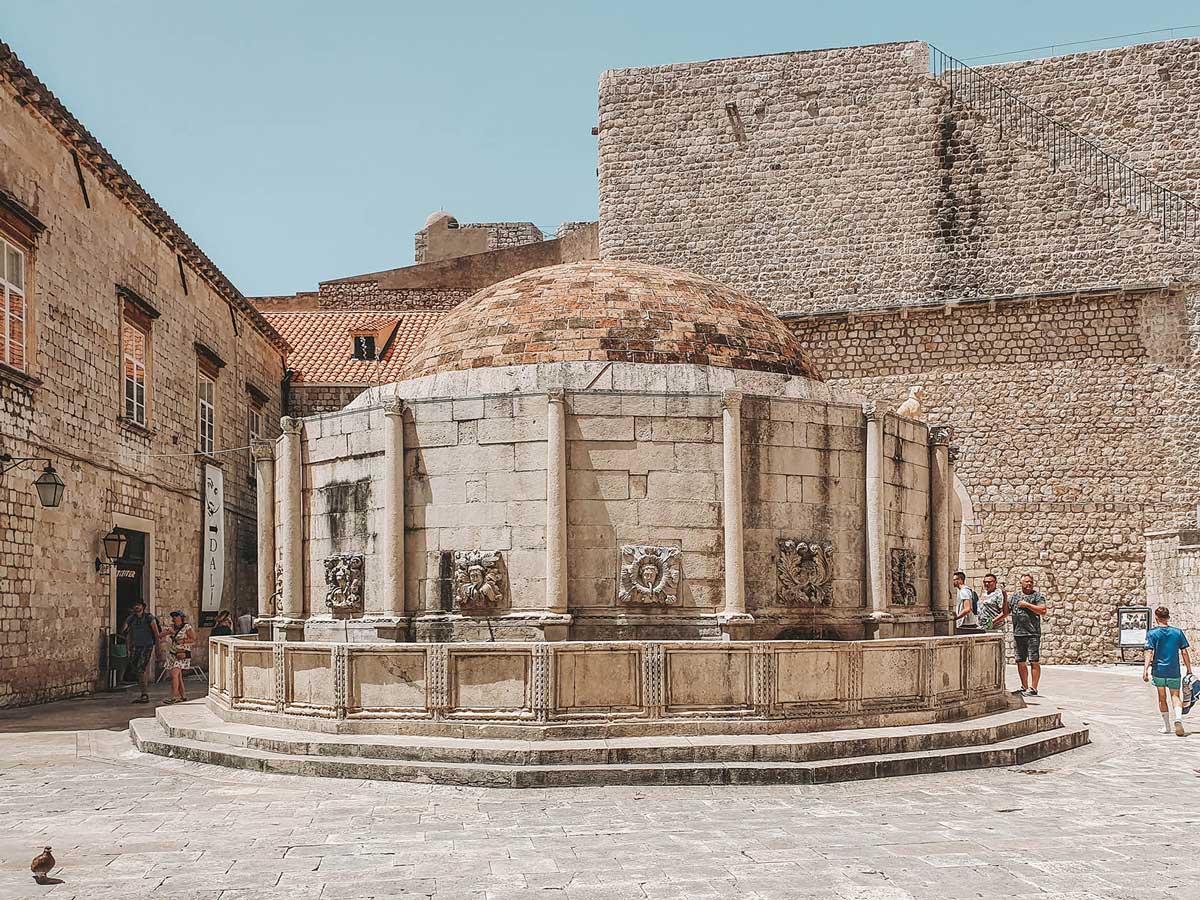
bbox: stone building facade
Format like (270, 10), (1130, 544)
(596, 38), (1200, 662)
(0, 42), (287, 707)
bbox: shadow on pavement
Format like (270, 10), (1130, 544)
(0, 679), (206, 734)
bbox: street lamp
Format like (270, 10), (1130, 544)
(95, 527), (128, 574)
(0, 453), (66, 509)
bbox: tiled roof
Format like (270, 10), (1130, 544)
(0, 41), (289, 354)
(264, 311), (444, 384)
(400, 260), (822, 380)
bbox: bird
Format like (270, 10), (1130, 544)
(30, 846), (55, 883)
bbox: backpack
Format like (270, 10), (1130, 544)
(969, 588), (979, 616)
(1184, 674), (1198, 716)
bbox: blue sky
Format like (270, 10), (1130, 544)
(3, 2), (1197, 295)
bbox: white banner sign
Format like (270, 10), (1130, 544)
(201, 463), (225, 622)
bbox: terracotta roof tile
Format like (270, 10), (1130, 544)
(264, 311), (444, 384)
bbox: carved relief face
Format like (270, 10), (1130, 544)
(468, 565), (484, 587)
(638, 560), (661, 587)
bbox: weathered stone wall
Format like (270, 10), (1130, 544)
(289, 383), (935, 641)
(404, 395), (550, 615)
(789, 287), (1189, 662)
(316, 283), (470, 313)
(596, 37), (1200, 662)
(415, 219), (544, 264)
(597, 39), (1200, 309)
(299, 407), (385, 617)
(0, 74), (284, 706)
(289, 384), (368, 418)
(1145, 527), (1200, 634)
(597, 41), (938, 311)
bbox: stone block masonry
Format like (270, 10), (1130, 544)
(596, 36), (1200, 662)
(789, 286), (1190, 663)
(0, 43), (286, 707)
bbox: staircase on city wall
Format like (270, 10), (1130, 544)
(930, 45), (1200, 245)
(131, 702), (1087, 787)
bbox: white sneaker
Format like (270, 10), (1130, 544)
(1162, 725), (1174, 734)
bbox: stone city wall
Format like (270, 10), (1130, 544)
(597, 39), (1200, 310)
(596, 38), (1200, 662)
(0, 72), (284, 706)
(789, 287), (1190, 662)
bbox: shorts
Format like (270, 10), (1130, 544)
(1014, 634), (1041, 663)
(1152, 675), (1182, 690)
(128, 644), (154, 675)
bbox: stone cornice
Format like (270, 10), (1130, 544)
(0, 40), (291, 356)
(779, 282), (1184, 323)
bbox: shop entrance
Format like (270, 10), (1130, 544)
(114, 528), (148, 625)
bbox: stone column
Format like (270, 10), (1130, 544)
(720, 391), (751, 637)
(929, 425), (953, 636)
(276, 416), (305, 640)
(379, 400), (406, 624)
(545, 390), (568, 615)
(948, 443), (963, 572)
(862, 403), (892, 638)
(251, 440), (276, 631)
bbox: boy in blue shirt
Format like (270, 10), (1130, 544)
(1144, 605), (1193, 737)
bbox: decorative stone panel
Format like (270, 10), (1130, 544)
(889, 548), (918, 607)
(212, 636), (1010, 734)
(618, 545), (682, 605)
(451, 550), (507, 611)
(324, 554), (365, 613)
(775, 539), (834, 605)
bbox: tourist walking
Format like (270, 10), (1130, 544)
(1144, 606), (1192, 736)
(1011, 574), (1048, 696)
(978, 574), (1009, 632)
(162, 610), (196, 704)
(122, 601), (160, 705)
(953, 571), (982, 634)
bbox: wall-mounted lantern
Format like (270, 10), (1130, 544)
(95, 527), (129, 575)
(1, 453), (66, 509)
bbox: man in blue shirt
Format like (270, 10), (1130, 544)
(1144, 605), (1193, 737)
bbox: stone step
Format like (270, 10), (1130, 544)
(151, 702), (1067, 767)
(130, 709), (1089, 788)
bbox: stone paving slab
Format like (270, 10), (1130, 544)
(0, 667), (1197, 898)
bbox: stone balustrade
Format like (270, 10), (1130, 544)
(209, 634), (1009, 738)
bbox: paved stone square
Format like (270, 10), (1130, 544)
(0, 666), (1196, 900)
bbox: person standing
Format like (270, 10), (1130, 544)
(236, 607), (254, 635)
(953, 571), (982, 634)
(161, 610), (196, 705)
(978, 573), (1009, 632)
(1144, 606), (1193, 737)
(1011, 574), (1048, 696)
(121, 601), (160, 705)
(210, 610), (234, 637)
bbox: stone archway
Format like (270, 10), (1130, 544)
(951, 473), (976, 575)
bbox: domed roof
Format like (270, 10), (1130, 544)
(423, 210), (457, 229)
(399, 260), (821, 381)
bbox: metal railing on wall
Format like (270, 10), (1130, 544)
(929, 45), (1200, 243)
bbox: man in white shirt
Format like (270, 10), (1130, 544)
(236, 607), (255, 635)
(953, 571), (982, 634)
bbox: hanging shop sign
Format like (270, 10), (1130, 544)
(200, 463), (224, 627)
